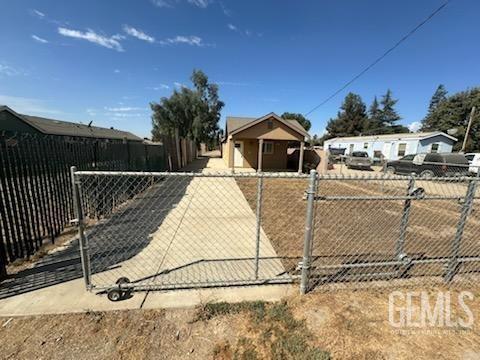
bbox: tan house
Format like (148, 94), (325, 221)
(221, 112), (309, 172)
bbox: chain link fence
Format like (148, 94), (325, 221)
(71, 165), (480, 300)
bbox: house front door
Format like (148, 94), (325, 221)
(234, 141), (244, 167)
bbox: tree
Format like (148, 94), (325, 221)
(377, 89), (409, 134)
(326, 93), (368, 137)
(280, 112), (311, 131)
(364, 96), (383, 134)
(428, 84), (448, 114)
(421, 87), (480, 152)
(151, 69), (224, 143)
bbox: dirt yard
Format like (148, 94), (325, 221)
(236, 177), (480, 284)
(1, 286), (479, 359)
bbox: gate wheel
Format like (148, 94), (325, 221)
(116, 277), (130, 285)
(107, 289), (122, 302)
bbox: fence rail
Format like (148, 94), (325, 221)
(0, 132), (197, 277)
(71, 168), (480, 299)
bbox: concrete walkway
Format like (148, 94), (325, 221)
(0, 153), (292, 316)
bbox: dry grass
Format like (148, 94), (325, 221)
(236, 177), (480, 284)
(1, 285), (479, 359)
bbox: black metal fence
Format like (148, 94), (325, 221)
(0, 132), (177, 276)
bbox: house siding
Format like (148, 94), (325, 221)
(324, 133), (456, 161)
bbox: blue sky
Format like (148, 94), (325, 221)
(0, 0), (478, 138)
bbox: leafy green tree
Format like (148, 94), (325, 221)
(151, 69), (224, 143)
(280, 112), (311, 131)
(421, 87), (480, 151)
(326, 93), (368, 137)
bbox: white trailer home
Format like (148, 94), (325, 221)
(323, 131), (457, 161)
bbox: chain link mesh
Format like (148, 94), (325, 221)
(74, 169), (480, 293)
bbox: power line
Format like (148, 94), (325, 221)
(304, 1), (451, 116)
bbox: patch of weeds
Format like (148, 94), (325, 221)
(203, 300), (330, 360)
(233, 338), (258, 360)
(193, 301), (266, 322)
(213, 341), (233, 359)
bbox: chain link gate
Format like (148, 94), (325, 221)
(70, 167), (310, 300)
(301, 171), (480, 292)
(71, 166), (480, 300)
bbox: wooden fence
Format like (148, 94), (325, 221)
(0, 132), (196, 277)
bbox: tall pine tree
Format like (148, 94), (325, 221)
(326, 93), (368, 137)
(365, 96), (383, 134)
(379, 89), (408, 133)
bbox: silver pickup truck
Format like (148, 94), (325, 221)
(345, 151), (373, 170)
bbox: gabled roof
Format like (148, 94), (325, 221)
(324, 131), (457, 143)
(225, 112), (309, 138)
(0, 105), (143, 141)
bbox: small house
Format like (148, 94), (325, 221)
(0, 105), (142, 143)
(323, 131), (457, 161)
(222, 112), (310, 172)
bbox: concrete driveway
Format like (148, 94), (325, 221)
(89, 154), (288, 289)
(0, 153), (291, 315)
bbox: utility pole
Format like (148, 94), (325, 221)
(460, 106), (476, 153)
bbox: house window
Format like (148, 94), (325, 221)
(262, 141), (274, 154)
(397, 143), (407, 157)
(430, 143), (439, 153)
(267, 120), (273, 129)
(363, 142), (369, 149)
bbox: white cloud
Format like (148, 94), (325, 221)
(151, 0), (173, 7)
(32, 9), (45, 17)
(174, 82), (187, 89)
(151, 0), (212, 8)
(123, 25), (155, 43)
(187, 0), (212, 8)
(161, 35), (208, 47)
(0, 64), (21, 77)
(227, 23), (237, 31)
(408, 121), (422, 133)
(114, 69), (120, 73)
(0, 94), (61, 115)
(58, 27), (124, 52)
(219, 2), (232, 16)
(32, 35), (48, 43)
(86, 108), (97, 116)
(104, 106), (144, 112)
(149, 84), (170, 90)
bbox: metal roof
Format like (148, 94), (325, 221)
(324, 131), (457, 143)
(1, 105), (143, 141)
(226, 113), (309, 137)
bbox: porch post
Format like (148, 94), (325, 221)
(229, 137), (235, 173)
(257, 139), (264, 172)
(298, 141), (305, 173)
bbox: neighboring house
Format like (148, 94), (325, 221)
(324, 131), (457, 161)
(0, 105), (142, 143)
(222, 112), (310, 172)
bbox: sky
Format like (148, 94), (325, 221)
(0, 0), (479, 138)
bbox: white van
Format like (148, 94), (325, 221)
(465, 153), (480, 174)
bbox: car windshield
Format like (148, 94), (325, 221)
(400, 155), (415, 161)
(351, 152), (368, 158)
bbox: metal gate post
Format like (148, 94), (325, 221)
(70, 166), (92, 289)
(300, 169), (317, 294)
(254, 175), (264, 279)
(445, 179), (477, 282)
(396, 177), (415, 259)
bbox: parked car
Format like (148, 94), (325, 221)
(386, 153), (470, 177)
(464, 153), (480, 175)
(345, 151), (372, 170)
